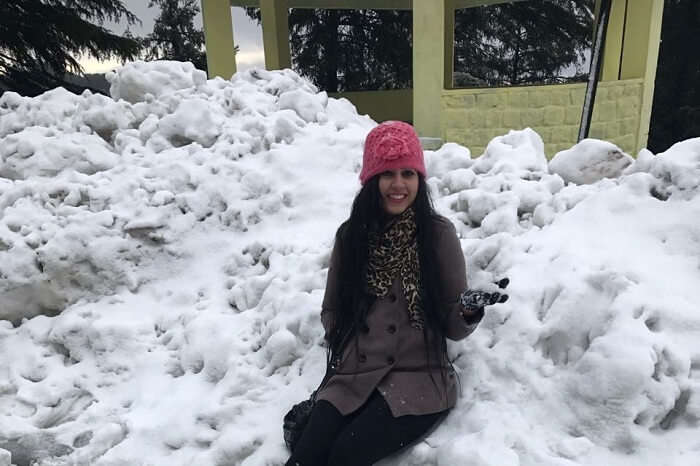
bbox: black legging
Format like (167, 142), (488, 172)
(286, 390), (447, 466)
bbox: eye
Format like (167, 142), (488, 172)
(401, 169), (416, 178)
(379, 171), (393, 178)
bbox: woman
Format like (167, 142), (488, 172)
(286, 121), (489, 466)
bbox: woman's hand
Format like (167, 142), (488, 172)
(459, 278), (509, 324)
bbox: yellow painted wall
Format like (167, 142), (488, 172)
(442, 79), (644, 157)
(330, 89), (413, 123)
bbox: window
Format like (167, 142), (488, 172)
(453, 0), (595, 88)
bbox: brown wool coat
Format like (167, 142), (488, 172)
(316, 216), (480, 417)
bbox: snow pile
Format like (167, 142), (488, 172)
(0, 66), (370, 325)
(106, 60), (208, 103)
(471, 127), (548, 174)
(428, 135), (700, 465)
(1, 61), (700, 466)
(549, 139), (634, 185)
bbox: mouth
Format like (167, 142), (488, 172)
(387, 193), (408, 203)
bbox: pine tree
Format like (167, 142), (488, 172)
(454, 0), (594, 87)
(246, 8), (411, 92)
(0, 0), (141, 96)
(142, 0), (209, 72)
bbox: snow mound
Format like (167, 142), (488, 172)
(472, 127), (548, 174)
(0, 449), (10, 466)
(106, 60), (207, 103)
(1, 61), (700, 466)
(627, 138), (700, 196)
(0, 63), (371, 325)
(550, 138), (633, 184)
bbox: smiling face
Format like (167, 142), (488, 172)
(378, 168), (419, 216)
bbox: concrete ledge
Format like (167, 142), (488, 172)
(420, 137), (443, 151)
(329, 89), (412, 123)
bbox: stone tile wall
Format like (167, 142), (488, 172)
(442, 79), (644, 158)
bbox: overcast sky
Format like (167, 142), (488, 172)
(80, 2), (264, 73)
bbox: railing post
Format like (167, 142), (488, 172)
(578, 0), (612, 142)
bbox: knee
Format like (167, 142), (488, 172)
(327, 433), (360, 466)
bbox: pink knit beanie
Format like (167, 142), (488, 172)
(359, 121), (426, 185)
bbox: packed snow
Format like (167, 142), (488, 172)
(1, 61), (699, 466)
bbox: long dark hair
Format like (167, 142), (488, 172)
(326, 174), (451, 386)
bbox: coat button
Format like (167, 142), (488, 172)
(387, 324), (396, 334)
(359, 354), (367, 363)
(361, 323), (370, 334)
(388, 294), (397, 303)
(387, 356), (395, 365)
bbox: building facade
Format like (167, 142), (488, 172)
(201, 0), (664, 156)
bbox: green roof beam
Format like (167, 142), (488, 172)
(454, 0), (529, 7)
(229, 0), (529, 9)
(229, 0), (413, 9)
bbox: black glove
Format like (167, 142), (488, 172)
(459, 278), (509, 324)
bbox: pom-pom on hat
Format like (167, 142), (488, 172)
(359, 121), (426, 185)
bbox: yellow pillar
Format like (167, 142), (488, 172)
(260, 0), (292, 70)
(600, 0), (628, 81)
(619, 0), (664, 150)
(413, 0), (451, 138)
(201, 0), (237, 79)
(444, 0), (455, 90)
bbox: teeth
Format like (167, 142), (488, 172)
(389, 194), (406, 199)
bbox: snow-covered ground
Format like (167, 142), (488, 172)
(1, 61), (699, 466)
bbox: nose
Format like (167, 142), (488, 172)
(390, 173), (405, 187)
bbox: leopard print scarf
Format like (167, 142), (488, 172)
(367, 207), (424, 330)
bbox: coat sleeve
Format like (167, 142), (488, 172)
(320, 238), (341, 342)
(434, 218), (481, 341)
